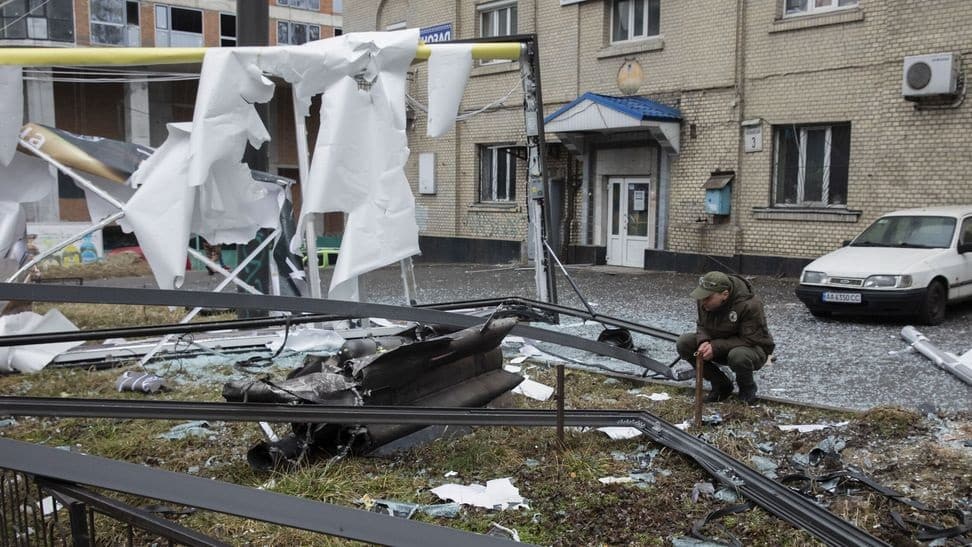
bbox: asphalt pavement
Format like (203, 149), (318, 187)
(98, 263), (972, 412)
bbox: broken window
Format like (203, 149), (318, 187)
(479, 145), (520, 203)
(611, 0), (660, 43)
(220, 13), (236, 47)
(0, 0), (74, 42)
(277, 20), (320, 45)
(773, 123), (850, 207)
(277, 0), (321, 11)
(155, 5), (202, 47)
(90, 0), (140, 46)
(784, 0), (858, 17)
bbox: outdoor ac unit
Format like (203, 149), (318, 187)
(902, 53), (960, 98)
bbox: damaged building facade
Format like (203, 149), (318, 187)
(1, 0), (342, 226)
(344, 1), (972, 274)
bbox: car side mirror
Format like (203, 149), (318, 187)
(841, 239), (851, 247)
(958, 242), (972, 254)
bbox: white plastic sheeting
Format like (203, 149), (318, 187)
(0, 66), (22, 166)
(426, 44), (473, 137)
(0, 152), (56, 203)
(431, 478), (528, 510)
(0, 309), (83, 373)
(126, 122), (282, 289)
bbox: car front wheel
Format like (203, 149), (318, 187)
(917, 280), (947, 325)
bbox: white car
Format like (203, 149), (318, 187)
(796, 206), (972, 324)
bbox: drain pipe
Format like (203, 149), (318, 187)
(901, 326), (972, 385)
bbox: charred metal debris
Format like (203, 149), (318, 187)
(1, 282), (967, 545)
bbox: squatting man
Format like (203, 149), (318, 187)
(677, 271), (775, 404)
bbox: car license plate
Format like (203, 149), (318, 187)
(822, 292), (862, 304)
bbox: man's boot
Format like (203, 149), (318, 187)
(735, 369), (758, 405)
(702, 363), (732, 403)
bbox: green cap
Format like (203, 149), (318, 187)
(690, 271), (731, 300)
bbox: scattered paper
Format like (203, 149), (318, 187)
(431, 478), (528, 510)
(778, 421), (849, 433)
(0, 310), (84, 373)
(598, 476), (634, 484)
(512, 378), (554, 401)
(503, 364), (522, 373)
(636, 392), (671, 401)
(596, 427), (643, 440)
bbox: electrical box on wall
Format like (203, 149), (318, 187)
(702, 171), (734, 216)
(418, 152), (435, 194)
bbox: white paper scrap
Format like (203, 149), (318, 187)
(636, 392), (671, 402)
(777, 421), (850, 433)
(431, 477), (528, 510)
(598, 476), (634, 485)
(0, 310), (83, 373)
(513, 378), (554, 401)
(503, 364), (522, 373)
(596, 427), (643, 440)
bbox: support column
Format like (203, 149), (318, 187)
(124, 81), (151, 146)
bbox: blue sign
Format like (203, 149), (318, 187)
(420, 23), (452, 44)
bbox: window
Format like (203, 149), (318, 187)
(0, 0), (74, 42)
(479, 145), (520, 202)
(851, 216), (956, 249)
(478, 1), (517, 38)
(611, 0), (659, 43)
(333, 0), (343, 14)
(784, 0), (858, 17)
(277, 0), (320, 11)
(155, 5), (202, 47)
(277, 20), (320, 45)
(334, 27), (343, 36)
(220, 13), (236, 46)
(773, 123), (850, 207)
(90, 0), (140, 46)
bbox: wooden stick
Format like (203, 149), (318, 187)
(694, 352), (704, 428)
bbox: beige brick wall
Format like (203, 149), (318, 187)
(349, 0), (972, 262)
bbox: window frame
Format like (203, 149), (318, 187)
(219, 12), (236, 47)
(276, 0), (321, 12)
(783, 0), (858, 18)
(90, 0), (140, 46)
(772, 123), (851, 208)
(610, 0), (660, 44)
(0, 0), (74, 42)
(154, 4), (203, 47)
(276, 20), (321, 45)
(477, 0), (517, 39)
(479, 144), (520, 203)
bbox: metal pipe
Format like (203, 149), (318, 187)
(901, 326), (972, 385)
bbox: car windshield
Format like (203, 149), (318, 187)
(851, 215), (956, 249)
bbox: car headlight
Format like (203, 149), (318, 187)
(863, 275), (913, 288)
(802, 270), (827, 284)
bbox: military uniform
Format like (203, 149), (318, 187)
(677, 273), (775, 403)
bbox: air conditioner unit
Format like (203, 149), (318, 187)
(902, 53), (960, 98)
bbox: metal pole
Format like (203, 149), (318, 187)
(694, 353), (704, 428)
(556, 363), (565, 448)
(18, 137), (126, 210)
(400, 257), (418, 306)
(292, 89), (323, 299)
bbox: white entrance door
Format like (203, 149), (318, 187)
(607, 177), (653, 267)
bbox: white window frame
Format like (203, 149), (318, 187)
(480, 144), (519, 203)
(783, 0), (858, 18)
(385, 21), (406, 31)
(276, 20), (321, 45)
(478, 0), (516, 38)
(773, 124), (850, 207)
(155, 5), (202, 47)
(610, 0), (659, 44)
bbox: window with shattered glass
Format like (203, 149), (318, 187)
(0, 0), (74, 42)
(155, 5), (202, 47)
(90, 0), (140, 46)
(773, 123), (851, 207)
(277, 21), (320, 45)
(479, 145), (521, 203)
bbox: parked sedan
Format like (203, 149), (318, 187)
(795, 206), (972, 324)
